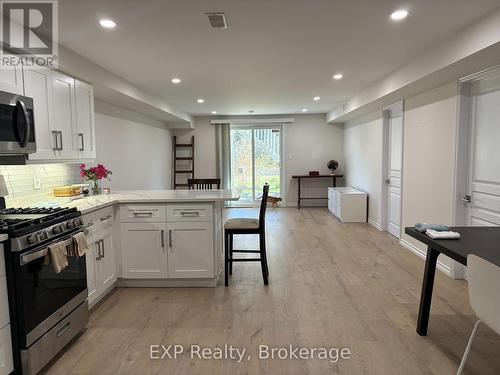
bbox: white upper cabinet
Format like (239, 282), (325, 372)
(51, 71), (77, 159)
(74, 80), (96, 159)
(24, 68), (57, 160)
(0, 67), (24, 95)
(22, 69), (96, 162)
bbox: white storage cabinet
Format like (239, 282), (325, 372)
(328, 187), (367, 223)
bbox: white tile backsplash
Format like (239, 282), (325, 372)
(0, 164), (80, 207)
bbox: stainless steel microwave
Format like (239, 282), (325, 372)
(0, 90), (36, 158)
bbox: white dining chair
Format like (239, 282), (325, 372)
(457, 255), (500, 375)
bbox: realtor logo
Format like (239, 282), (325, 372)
(1, 0), (58, 68)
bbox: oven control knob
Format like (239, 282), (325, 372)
(66, 221), (75, 229)
(53, 225), (63, 234)
(39, 230), (49, 240)
(76, 218), (83, 226)
(27, 233), (40, 244)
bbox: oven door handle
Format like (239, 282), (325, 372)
(20, 230), (85, 265)
(21, 248), (49, 264)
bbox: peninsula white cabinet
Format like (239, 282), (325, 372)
(167, 221), (214, 279)
(0, 66), (24, 95)
(328, 187), (367, 223)
(121, 222), (168, 278)
(22, 68), (96, 162)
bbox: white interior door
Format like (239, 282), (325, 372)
(466, 75), (500, 226)
(386, 106), (404, 238)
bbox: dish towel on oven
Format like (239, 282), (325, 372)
(72, 232), (89, 257)
(426, 229), (461, 240)
(48, 241), (68, 273)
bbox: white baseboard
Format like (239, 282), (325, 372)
(368, 218), (382, 230)
(399, 238), (452, 277)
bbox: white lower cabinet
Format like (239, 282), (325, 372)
(0, 324), (13, 375)
(167, 221), (214, 278)
(0, 243), (13, 375)
(121, 222), (168, 278)
(86, 226), (117, 305)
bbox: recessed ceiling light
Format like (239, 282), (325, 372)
(99, 19), (116, 29)
(211, 111), (217, 114)
(197, 98), (205, 103)
(171, 78), (181, 84)
(333, 73), (343, 80)
(249, 110), (255, 113)
(313, 96), (320, 101)
(301, 108), (308, 112)
(390, 9), (409, 21)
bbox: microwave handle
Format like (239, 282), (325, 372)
(13, 100), (31, 148)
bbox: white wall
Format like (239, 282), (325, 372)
(94, 101), (172, 191)
(342, 82), (459, 275)
(344, 113), (383, 226)
(174, 114), (344, 205)
(400, 82), (459, 271)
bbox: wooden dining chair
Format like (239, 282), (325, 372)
(457, 255), (500, 374)
(187, 178), (221, 190)
(223, 184), (269, 286)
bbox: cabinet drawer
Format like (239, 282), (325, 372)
(120, 205), (166, 223)
(0, 324), (13, 375)
(0, 276), (8, 329)
(83, 206), (114, 234)
(0, 244), (4, 277)
(167, 204), (213, 222)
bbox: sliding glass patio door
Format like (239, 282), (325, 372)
(230, 125), (281, 203)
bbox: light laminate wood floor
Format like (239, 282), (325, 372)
(45, 208), (500, 375)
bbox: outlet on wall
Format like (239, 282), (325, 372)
(33, 175), (42, 189)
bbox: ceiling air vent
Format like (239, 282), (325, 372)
(206, 13), (228, 29)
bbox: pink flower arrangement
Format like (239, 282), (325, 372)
(80, 163), (112, 182)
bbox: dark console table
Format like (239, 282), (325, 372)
(291, 174), (343, 209)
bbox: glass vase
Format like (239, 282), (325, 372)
(92, 180), (101, 195)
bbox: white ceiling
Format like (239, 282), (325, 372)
(58, 0), (500, 116)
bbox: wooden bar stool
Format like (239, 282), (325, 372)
(224, 184), (269, 286)
(188, 178), (221, 190)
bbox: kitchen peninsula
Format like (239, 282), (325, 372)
(60, 190), (239, 306)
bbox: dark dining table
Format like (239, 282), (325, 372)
(405, 226), (500, 336)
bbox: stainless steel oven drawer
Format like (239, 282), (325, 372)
(21, 301), (88, 375)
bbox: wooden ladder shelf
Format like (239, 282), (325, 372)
(173, 135), (194, 189)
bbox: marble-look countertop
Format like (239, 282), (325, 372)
(43, 190), (240, 214)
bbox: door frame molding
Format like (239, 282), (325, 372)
(381, 101), (404, 236)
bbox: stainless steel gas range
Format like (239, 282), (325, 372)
(0, 206), (89, 375)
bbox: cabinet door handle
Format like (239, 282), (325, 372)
(100, 215), (112, 221)
(58, 131), (63, 150)
(161, 229), (165, 248)
(78, 133), (84, 151)
(52, 130), (59, 151)
(168, 229), (173, 249)
(95, 241), (101, 260)
(100, 239), (105, 258)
